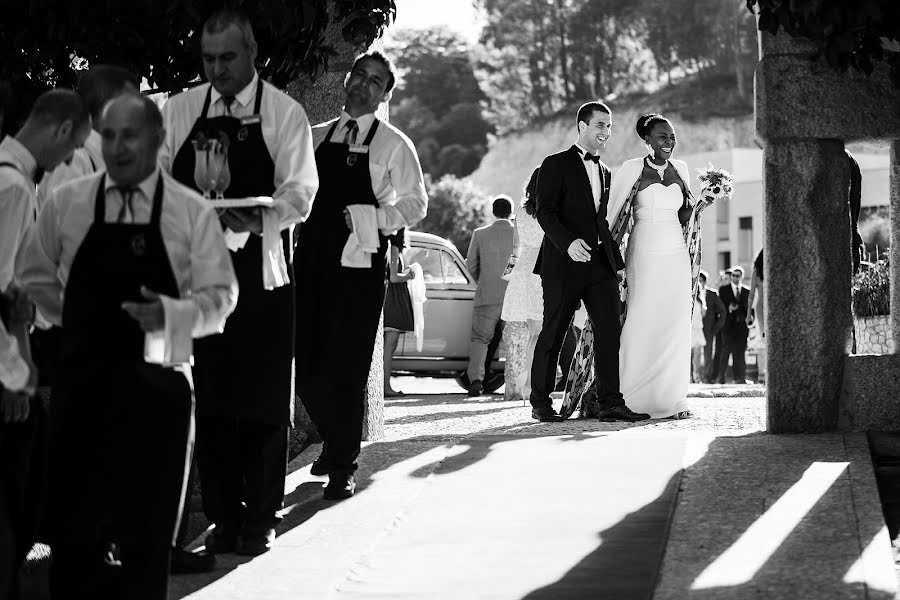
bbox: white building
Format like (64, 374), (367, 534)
(673, 148), (891, 281)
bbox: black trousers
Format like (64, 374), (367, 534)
(196, 415), (287, 533)
(530, 277), (623, 410)
(721, 333), (748, 383)
(297, 264), (386, 474)
(703, 331), (717, 382)
(50, 541), (170, 600)
(0, 397), (46, 599)
(710, 331), (725, 382)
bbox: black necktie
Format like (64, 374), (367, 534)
(343, 119), (359, 145)
(111, 186), (137, 223)
(582, 152), (600, 164)
(222, 96), (236, 116)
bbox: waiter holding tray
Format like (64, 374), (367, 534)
(159, 8), (318, 556)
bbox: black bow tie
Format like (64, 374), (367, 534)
(582, 152), (599, 164)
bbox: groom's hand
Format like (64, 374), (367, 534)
(567, 239), (592, 262)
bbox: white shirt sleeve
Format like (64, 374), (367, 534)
(376, 137), (427, 234)
(0, 180), (35, 388)
(182, 203), (239, 338)
(269, 100), (319, 229)
(15, 197), (65, 327)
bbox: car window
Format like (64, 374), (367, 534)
(441, 251), (468, 285)
(407, 247), (443, 284)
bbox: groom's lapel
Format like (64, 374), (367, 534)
(568, 145), (594, 213)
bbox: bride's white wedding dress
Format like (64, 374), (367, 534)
(619, 181), (691, 418)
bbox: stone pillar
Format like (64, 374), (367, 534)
(891, 140), (900, 351)
(765, 140), (853, 432)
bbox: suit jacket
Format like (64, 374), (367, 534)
(702, 287), (726, 338)
(533, 145), (624, 281)
(718, 283), (750, 339)
(467, 219), (515, 307)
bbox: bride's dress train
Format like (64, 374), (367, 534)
(619, 182), (691, 418)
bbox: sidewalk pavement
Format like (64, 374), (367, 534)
(170, 379), (897, 599)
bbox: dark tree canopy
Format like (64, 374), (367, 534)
(0, 0), (396, 93)
(747, 0), (900, 87)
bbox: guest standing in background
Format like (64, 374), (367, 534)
(691, 285), (707, 383)
(500, 169), (543, 402)
(383, 228), (416, 397)
(698, 270), (725, 383)
(465, 196), (515, 397)
(718, 266), (751, 384)
(746, 249), (766, 383)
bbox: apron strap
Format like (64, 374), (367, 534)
(325, 120), (340, 143)
(94, 174), (107, 222)
(253, 79), (264, 114)
(149, 174), (165, 226)
(362, 119), (380, 146)
(200, 85), (213, 120)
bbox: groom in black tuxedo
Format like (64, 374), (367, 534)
(529, 102), (650, 423)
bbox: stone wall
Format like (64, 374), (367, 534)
(854, 315), (895, 355)
(840, 354), (900, 431)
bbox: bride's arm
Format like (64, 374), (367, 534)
(606, 158), (642, 228)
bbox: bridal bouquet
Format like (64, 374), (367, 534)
(696, 164), (734, 208)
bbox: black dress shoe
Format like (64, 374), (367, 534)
(531, 407), (564, 422)
(310, 443), (330, 476)
(204, 523), (239, 554)
(596, 405), (651, 422)
(324, 472), (356, 500)
(170, 547), (216, 574)
(467, 380), (483, 397)
(236, 528), (275, 556)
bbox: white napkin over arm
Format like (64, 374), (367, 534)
(341, 204), (379, 268)
(407, 262), (427, 352)
(261, 207), (290, 290)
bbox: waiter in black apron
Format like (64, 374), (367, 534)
(16, 93), (237, 599)
(296, 51), (427, 500)
(160, 9), (318, 557)
(0, 89), (91, 599)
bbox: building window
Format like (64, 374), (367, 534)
(718, 251), (732, 274)
(738, 217), (753, 264)
(717, 200), (730, 241)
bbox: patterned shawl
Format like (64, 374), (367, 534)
(559, 157), (705, 419)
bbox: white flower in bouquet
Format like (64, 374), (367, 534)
(696, 163), (734, 208)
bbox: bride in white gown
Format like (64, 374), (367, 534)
(561, 113), (697, 420)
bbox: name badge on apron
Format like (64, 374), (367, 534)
(347, 145), (369, 166)
(238, 115), (261, 142)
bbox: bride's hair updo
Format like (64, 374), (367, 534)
(636, 113), (670, 139)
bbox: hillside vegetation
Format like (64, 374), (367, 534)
(469, 78), (755, 201)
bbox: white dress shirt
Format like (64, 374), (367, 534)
(159, 72), (319, 229)
(16, 169), (239, 345)
(574, 143), (601, 212)
(312, 111), (428, 234)
(36, 129), (104, 212)
(0, 136), (38, 391)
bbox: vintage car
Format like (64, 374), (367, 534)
(391, 231), (505, 392)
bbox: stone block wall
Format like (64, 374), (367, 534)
(840, 354), (900, 431)
(503, 321), (529, 401)
(854, 315), (895, 355)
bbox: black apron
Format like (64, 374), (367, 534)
(295, 119), (388, 378)
(47, 175), (193, 546)
(171, 82), (294, 426)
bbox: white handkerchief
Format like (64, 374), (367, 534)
(144, 295), (194, 366)
(340, 205), (379, 268)
(224, 229), (250, 252)
(261, 207), (289, 290)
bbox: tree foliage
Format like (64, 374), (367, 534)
(385, 27), (494, 179)
(416, 175), (489, 255)
(0, 0), (396, 93)
(476, 0), (758, 133)
(746, 0), (900, 87)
